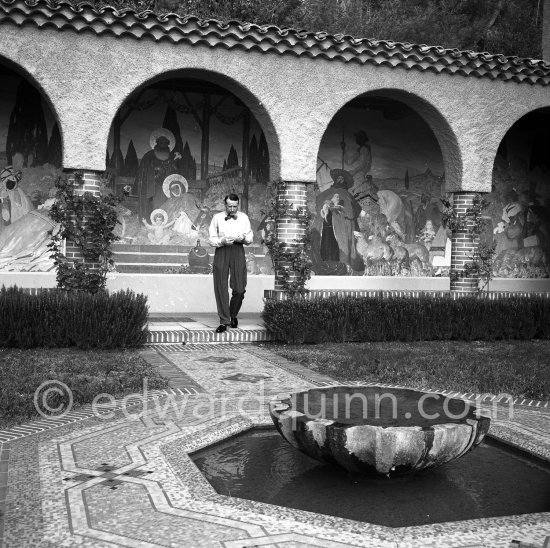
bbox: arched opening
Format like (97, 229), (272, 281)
(311, 94), (449, 277)
(0, 61), (62, 272)
(488, 107), (550, 279)
(106, 76), (275, 275)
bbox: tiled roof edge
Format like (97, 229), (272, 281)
(1, 0), (550, 85)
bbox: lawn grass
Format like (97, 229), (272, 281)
(269, 340), (550, 400)
(0, 348), (169, 429)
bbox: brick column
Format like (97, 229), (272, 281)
(63, 170), (103, 268)
(78, 170), (103, 197)
(450, 192), (479, 293)
(274, 181), (308, 290)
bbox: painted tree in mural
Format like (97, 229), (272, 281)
(181, 141), (196, 181)
(248, 135), (258, 182)
(6, 81), (48, 167)
(257, 132), (269, 183)
(109, 148), (124, 174)
(227, 145), (239, 169)
(46, 123), (62, 168)
(162, 105), (184, 158)
(123, 140), (138, 177)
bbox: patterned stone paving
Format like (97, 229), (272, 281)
(0, 344), (549, 547)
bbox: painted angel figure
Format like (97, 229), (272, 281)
(141, 208), (175, 245)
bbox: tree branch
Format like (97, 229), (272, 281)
(477, 0), (505, 50)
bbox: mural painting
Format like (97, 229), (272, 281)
(311, 100), (550, 278)
(312, 99), (447, 277)
(0, 69), (61, 272)
(487, 110), (550, 278)
(105, 80), (274, 274)
(0, 71), (548, 279)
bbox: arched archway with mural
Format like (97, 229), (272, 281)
(0, 59), (63, 273)
(106, 75), (277, 275)
(487, 107), (550, 279)
(310, 92), (452, 277)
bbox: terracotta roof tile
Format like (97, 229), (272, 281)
(1, 0), (550, 85)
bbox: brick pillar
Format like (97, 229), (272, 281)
(63, 170), (103, 268)
(450, 192), (479, 293)
(274, 181), (308, 290)
(79, 171), (103, 197)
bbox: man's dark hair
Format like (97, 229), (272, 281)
(224, 193), (240, 203)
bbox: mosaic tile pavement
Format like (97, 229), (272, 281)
(0, 343), (549, 548)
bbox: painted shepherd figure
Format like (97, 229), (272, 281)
(312, 169), (363, 271)
(208, 194), (253, 333)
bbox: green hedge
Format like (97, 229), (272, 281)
(0, 286), (149, 349)
(262, 294), (550, 344)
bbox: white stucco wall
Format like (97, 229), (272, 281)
(1, 23), (550, 192)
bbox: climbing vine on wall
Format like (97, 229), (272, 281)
(441, 193), (496, 291)
(455, 242), (497, 291)
(262, 180), (313, 296)
(48, 172), (124, 293)
(441, 193), (491, 235)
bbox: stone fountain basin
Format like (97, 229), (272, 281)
(269, 385), (491, 477)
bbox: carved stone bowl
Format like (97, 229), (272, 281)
(269, 385), (491, 477)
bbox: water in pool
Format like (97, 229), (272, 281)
(191, 428), (550, 527)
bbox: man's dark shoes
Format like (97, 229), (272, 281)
(230, 317), (238, 328)
(215, 324), (227, 333)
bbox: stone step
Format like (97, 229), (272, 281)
(146, 327), (275, 344)
(117, 264), (192, 273)
(113, 245), (269, 273)
(113, 244), (266, 259)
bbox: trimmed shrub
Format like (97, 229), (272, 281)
(0, 286), (149, 349)
(262, 294), (550, 344)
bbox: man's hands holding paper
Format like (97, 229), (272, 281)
(221, 234), (245, 245)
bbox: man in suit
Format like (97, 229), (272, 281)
(208, 193), (253, 333)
